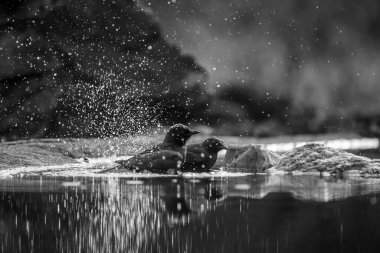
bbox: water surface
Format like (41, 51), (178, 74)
(1, 175), (380, 253)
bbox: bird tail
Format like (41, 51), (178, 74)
(97, 164), (123, 173)
(98, 157), (137, 173)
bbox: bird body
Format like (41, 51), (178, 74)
(183, 145), (217, 171)
(138, 139), (183, 155)
(103, 124), (199, 174)
(113, 150), (184, 174)
(182, 137), (228, 172)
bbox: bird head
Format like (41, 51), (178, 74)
(202, 137), (228, 152)
(164, 124), (200, 146)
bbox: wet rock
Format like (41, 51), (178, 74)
(0, 136), (153, 169)
(224, 144), (282, 172)
(0, 140), (78, 169)
(274, 143), (380, 177)
(0, 0), (207, 139)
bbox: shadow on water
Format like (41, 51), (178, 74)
(1, 175), (380, 252)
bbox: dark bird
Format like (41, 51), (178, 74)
(138, 123), (200, 155)
(182, 137), (228, 172)
(102, 124), (199, 174)
(114, 150), (184, 174)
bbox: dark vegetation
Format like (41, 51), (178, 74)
(1, 0), (380, 140)
(148, 0), (380, 137)
(0, 0), (207, 140)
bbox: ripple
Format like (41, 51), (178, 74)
(234, 184), (251, 190)
(125, 180), (144, 185)
(61, 181), (81, 187)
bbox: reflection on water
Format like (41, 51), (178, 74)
(1, 175), (380, 252)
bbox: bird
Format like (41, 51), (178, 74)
(137, 123), (200, 155)
(102, 124), (200, 174)
(113, 149), (184, 174)
(182, 137), (228, 172)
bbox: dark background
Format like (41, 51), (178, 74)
(1, 0), (380, 139)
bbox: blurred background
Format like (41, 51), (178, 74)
(1, 0), (380, 140)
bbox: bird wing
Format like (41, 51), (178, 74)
(183, 144), (219, 171)
(138, 142), (182, 155)
(113, 150), (183, 173)
(138, 145), (161, 155)
(184, 144), (207, 164)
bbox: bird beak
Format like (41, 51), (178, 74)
(220, 144), (228, 150)
(190, 130), (200, 135)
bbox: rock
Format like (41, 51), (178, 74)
(0, 0), (207, 139)
(274, 143), (380, 177)
(0, 136), (154, 169)
(224, 144), (282, 172)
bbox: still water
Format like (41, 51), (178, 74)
(1, 175), (380, 253)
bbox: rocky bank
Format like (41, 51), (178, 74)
(273, 143), (380, 177)
(1, 138), (380, 178)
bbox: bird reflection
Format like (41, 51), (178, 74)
(164, 197), (191, 216)
(2, 175), (380, 252)
(203, 182), (225, 201)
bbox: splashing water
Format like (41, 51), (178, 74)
(57, 72), (162, 138)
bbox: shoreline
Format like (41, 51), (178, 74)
(0, 135), (379, 177)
